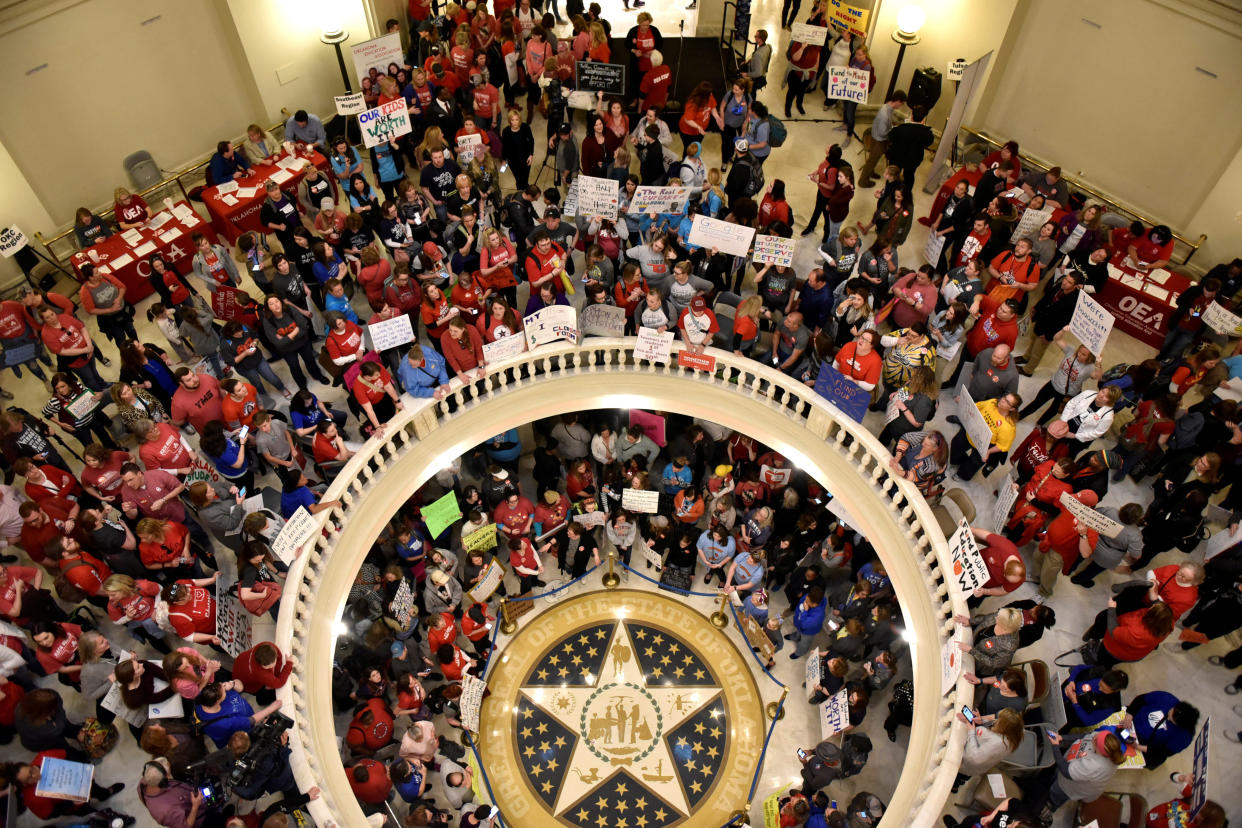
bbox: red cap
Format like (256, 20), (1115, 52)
(422, 241), (443, 261)
(690, 296), (707, 312)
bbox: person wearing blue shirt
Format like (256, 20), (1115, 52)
(284, 109), (328, 150)
(486, 428), (521, 468)
(370, 141), (407, 202)
(399, 343), (451, 399)
(329, 136), (364, 183)
(194, 681), (273, 747)
(200, 421), (252, 492)
(725, 549), (766, 597)
(1125, 691), (1199, 769)
(791, 268), (835, 332)
(280, 468), (338, 519)
(857, 561), (893, 601)
(208, 140), (250, 185)
(789, 585), (827, 658)
(324, 279), (359, 323)
(661, 457), (693, 495)
(696, 525), (736, 585)
(390, 758), (427, 803)
(1061, 665), (1128, 730)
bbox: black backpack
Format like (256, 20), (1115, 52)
(738, 157), (765, 197)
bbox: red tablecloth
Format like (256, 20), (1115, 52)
(203, 150), (332, 243)
(70, 200), (216, 304)
(1095, 255), (1192, 348)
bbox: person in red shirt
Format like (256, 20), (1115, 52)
(1144, 779), (1225, 828)
(13, 458), (81, 515)
(639, 51), (672, 111)
(312, 420), (356, 466)
(31, 620), (83, 683)
(0, 298), (49, 382)
(325, 313), (366, 370)
(946, 295), (1021, 391)
(346, 697), (396, 754)
(113, 186), (150, 229)
(426, 610), (460, 655)
(1035, 489), (1099, 595)
(835, 330), (883, 391)
(1004, 457), (1074, 546)
(785, 38), (820, 117)
(985, 240), (1041, 305)
(17, 502), (68, 567)
(10, 749), (124, 820)
(80, 445), (132, 504)
(470, 74), (502, 130)
(461, 603), (494, 655)
(758, 180), (794, 229)
(524, 231), (569, 294)
(103, 574), (162, 631)
(348, 758), (393, 804)
(1141, 562), (1203, 621)
(162, 576), (220, 643)
(353, 361), (404, 435)
(677, 298), (720, 355)
(420, 283), (457, 342)
(535, 488), (571, 533)
(441, 316), (487, 380)
(137, 518), (198, 579)
(494, 492), (535, 540)
(1100, 602), (1174, 666)
(967, 529), (1027, 607)
(36, 307), (109, 392)
(170, 369), (223, 432)
(135, 419), (193, 475)
(231, 641), (292, 703)
(437, 640), (475, 681)
(1128, 224), (1175, 272)
(955, 215), (992, 267)
(0, 559), (66, 622)
(479, 228), (519, 306)
(450, 271), (484, 325)
(45, 536), (111, 600)
(219, 378), (261, 430)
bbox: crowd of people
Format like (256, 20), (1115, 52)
(2, 0), (1241, 826)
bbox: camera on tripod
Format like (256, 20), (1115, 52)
(229, 712), (295, 791)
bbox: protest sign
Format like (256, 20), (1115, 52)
(359, 99), (412, 148)
(1202, 302), (1242, 337)
(577, 175), (620, 220)
(210, 283), (253, 322)
(1058, 491), (1124, 539)
(924, 231), (947, 266)
(463, 523), (498, 553)
(468, 559), (506, 603)
(633, 326), (675, 363)
(148, 681), (184, 720)
(820, 687), (851, 738)
(813, 363), (869, 423)
(573, 510), (607, 528)
(390, 578), (414, 620)
(827, 0), (869, 37)
(1205, 527), (1241, 561)
(753, 234), (795, 267)
(740, 612), (775, 663)
(65, 391), (98, 421)
(629, 409), (666, 445)
(523, 305), (580, 349)
(580, 304), (627, 337)
(826, 66), (870, 104)
(1069, 290), (1114, 357)
(1191, 717), (1210, 819)
(642, 541), (664, 568)
(562, 178), (580, 217)
(941, 637), (963, 694)
(575, 61), (625, 94)
(482, 332), (527, 362)
(0, 225), (28, 258)
(334, 93), (366, 116)
(351, 33), (404, 90)
(216, 587), (253, 657)
(948, 518), (989, 595)
(35, 757), (94, 802)
(1009, 207), (1054, 243)
(992, 475), (1019, 533)
(368, 314), (415, 352)
(688, 215), (756, 257)
(791, 22), (830, 45)
(763, 785), (794, 828)
(631, 185), (693, 214)
(460, 673), (488, 732)
(622, 488), (660, 513)
(272, 506), (318, 564)
(958, 387), (995, 456)
(947, 59), (968, 81)
(806, 647), (822, 701)
(677, 350), (717, 372)
(184, 455), (221, 486)
(456, 133), (484, 163)
(423, 491), (463, 538)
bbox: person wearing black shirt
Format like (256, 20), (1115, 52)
(885, 105), (934, 190)
(286, 228), (322, 309)
(420, 149), (462, 224)
(501, 111), (536, 190)
(259, 181), (302, 253)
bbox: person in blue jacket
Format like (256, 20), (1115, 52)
(1124, 691), (1199, 770)
(788, 585), (827, 658)
(485, 428), (521, 471)
(399, 343), (451, 400)
(194, 680), (282, 747)
(390, 757), (427, 803)
(661, 456), (694, 496)
(1060, 665), (1128, 730)
(208, 140), (251, 184)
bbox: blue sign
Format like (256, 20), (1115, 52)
(1190, 716), (1210, 819)
(813, 363), (870, 423)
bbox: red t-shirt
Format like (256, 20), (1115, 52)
(1150, 565), (1197, 619)
(640, 65), (672, 109)
(348, 758), (392, 804)
(494, 497), (534, 536)
(326, 321), (365, 363)
(81, 450), (131, 499)
(24, 465), (82, 505)
(834, 342), (882, 387)
(979, 533), (1022, 591)
(0, 566), (39, 617)
(0, 300), (31, 340)
(115, 196), (150, 225)
(140, 521), (190, 569)
(312, 432), (341, 464)
(59, 551), (110, 596)
(40, 315), (92, 366)
(525, 242), (568, 292)
(353, 367), (394, 407)
(171, 373), (224, 432)
(220, 384), (259, 429)
(106, 579), (161, 623)
(34, 622), (82, 675)
(140, 422), (193, 473)
(167, 582), (216, 638)
(427, 611), (460, 653)
(965, 296), (1019, 356)
(472, 84), (501, 119)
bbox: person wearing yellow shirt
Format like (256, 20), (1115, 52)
(950, 392), (1020, 481)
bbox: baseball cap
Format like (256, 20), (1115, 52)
(714, 464), (733, 477)
(690, 296), (707, 312)
(422, 241), (444, 261)
(544, 206), (561, 219)
(734, 138), (749, 153)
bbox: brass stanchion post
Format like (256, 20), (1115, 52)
(601, 547), (620, 589)
(710, 590), (729, 629)
(766, 686), (788, 720)
(499, 597), (517, 635)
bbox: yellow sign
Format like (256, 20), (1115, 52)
(463, 522), (498, 553)
(763, 784), (792, 828)
(827, 0), (869, 38)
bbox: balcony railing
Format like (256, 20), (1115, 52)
(273, 337), (975, 828)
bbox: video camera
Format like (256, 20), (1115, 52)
(229, 712), (295, 791)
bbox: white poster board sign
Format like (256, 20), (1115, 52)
(0, 226), (28, 258)
(991, 475), (1019, 533)
(523, 305), (580, 349)
(460, 673), (488, 733)
(805, 647), (822, 702)
(1069, 290), (1114, 358)
(947, 59), (968, 81)
(359, 99), (413, 149)
(923, 231), (946, 266)
(642, 541), (664, 568)
(561, 178), (579, 218)
(752, 234), (795, 267)
(621, 488), (660, 513)
(631, 185), (693, 214)
(958, 387), (994, 457)
(688, 215), (756, 257)
(1058, 491), (1124, 539)
(580, 304), (627, 337)
(457, 133), (484, 164)
(467, 558), (505, 603)
(819, 687), (850, 738)
(1010, 207), (1054, 243)
(216, 587), (253, 658)
(350, 33), (405, 90)
(368, 314), (416, 352)
(334, 93), (366, 116)
(941, 637), (963, 695)
(947, 518), (989, 595)
(791, 22), (830, 45)
(1204, 527), (1241, 561)
(271, 505), (318, 564)
(633, 326), (674, 363)
(576, 175), (620, 220)
(825, 67), (870, 104)
(1202, 302), (1242, 337)
(482, 332), (527, 362)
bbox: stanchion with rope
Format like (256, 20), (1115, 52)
(710, 590), (730, 629)
(601, 546), (620, 589)
(766, 685), (788, 721)
(498, 596), (518, 635)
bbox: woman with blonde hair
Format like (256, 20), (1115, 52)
(415, 126), (453, 167)
(703, 168), (726, 217)
(731, 294), (763, 356)
(467, 151), (502, 221)
(587, 21), (610, 62)
(831, 282), (875, 348)
(956, 607), (1023, 677)
(112, 186), (149, 230)
(110, 381), (166, 429)
(242, 123), (277, 165)
(954, 706), (1024, 791)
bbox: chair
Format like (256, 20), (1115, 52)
(1078, 793), (1148, 828)
(712, 291), (741, 349)
(996, 725), (1055, 776)
(1011, 658), (1050, 708)
(931, 487), (976, 536)
(122, 150), (163, 191)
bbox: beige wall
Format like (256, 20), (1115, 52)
(1187, 143), (1242, 267)
(0, 0), (263, 224)
(974, 0), (1242, 259)
(0, 142), (54, 286)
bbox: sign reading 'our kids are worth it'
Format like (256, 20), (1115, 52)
(359, 99), (412, 148)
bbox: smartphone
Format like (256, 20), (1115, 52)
(499, 162), (509, 173)
(858, 812), (868, 820)
(1119, 728), (1132, 741)
(237, 425), (250, 442)
(1046, 729), (1057, 739)
(238, 487), (247, 500)
(961, 705), (975, 723)
(830, 801), (838, 811)
(796, 748), (808, 760)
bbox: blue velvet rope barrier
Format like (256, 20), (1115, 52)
(477, 610), (506, 681)
(748, 695), (785, 805)
(727, 600), (788, 690)
(616, 559), (722, 598)
(464, 729), (509, 828)
(506, 561), (602, 602)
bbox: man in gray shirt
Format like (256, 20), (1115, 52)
(962, 345), (1019, 403)
(616, 425), (660, 469)
(550, 413), (592, 460)
(437, 757), (476, 810)
(283, 109), (327, 150)
(858, 90), (907, 187)
(745, 30), (773, 91)
(1069, 503), (1144, 587)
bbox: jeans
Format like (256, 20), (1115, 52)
(72, 355), (111, 392)
(280, 340), (327, 389)
(237, 358), (287, 399)
(1157, 326), (1195, 361)
(792, 629), (818, 657)
(842, 101), (859, 136)
(824, 216), (844, 247)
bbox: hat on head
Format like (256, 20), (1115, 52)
(390, 641), (405, 657)
(422, 241), (444, 261)
(1094, 449), (1122, 470)
(544, 490), (561, 505)
(491, 467), (508, 480)
(431, 569), (450, 586)
(690, 296), (707, 313)
(714, 464), (733, 477)
(320, 197), (335, 211)
(734, 138), (749, 153)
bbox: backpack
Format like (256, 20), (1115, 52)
(78, 717), (119, 760)
(666, 160), (691, 184)
(1153, 357), (1187, 391)
(1100, 362), (1131, 384)
(739, 158), (765, 198)
(766, 114), (788, 147)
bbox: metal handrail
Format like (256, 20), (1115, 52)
(32, 109), (293, 265)
(958, 125), (1208, 266)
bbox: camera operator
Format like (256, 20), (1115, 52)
(138, 756), (208, 828)
(227, 729), (297, 803)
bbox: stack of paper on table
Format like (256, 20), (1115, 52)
(147, 211), (173, 229)
(216, 180), (239, 194)
(1146, 269), (1171, 285)
(1120, 275), (1145, 290)
(121, 228), (144, 246)
(1143, 284), (1169, 302)
(133, 241), (157, 257)
(172, 204), (197, 223)
(220, 194), (239, 206)
(235, 186), (259, 199)
(158, 228), (183, 244)
(269, 169), (294, 185)
(110, 253), (133, 269)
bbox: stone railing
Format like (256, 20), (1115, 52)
(273, 338), (974, 828)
